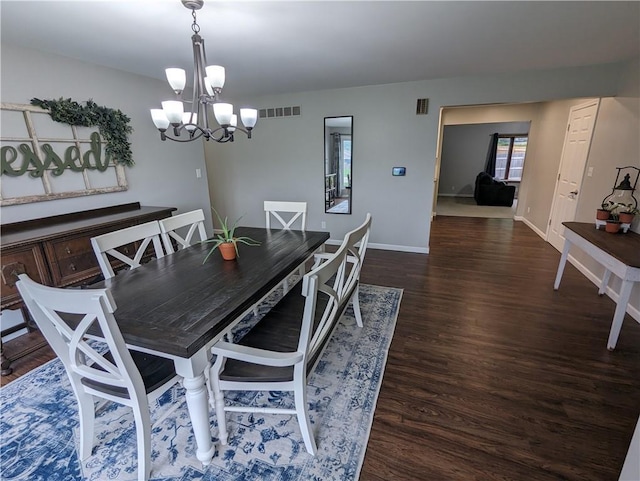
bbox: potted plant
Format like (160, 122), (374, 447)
(619, 205), (639, 224)
(203, 208), (260, 262)
(605, 212), (621, 233)
(596, 202), (613, 221)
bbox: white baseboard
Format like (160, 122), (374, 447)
(325, 239), (429, 254)
(437, 193), (474, 198)
(518, 216), (547, 239)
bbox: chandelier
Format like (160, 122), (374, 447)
(150, 0), (257, 143)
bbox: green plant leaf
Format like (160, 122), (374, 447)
(30, 97), (133, 167)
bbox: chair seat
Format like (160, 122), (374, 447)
(220, 278), (355, 383)
(81, 351), (176, 398)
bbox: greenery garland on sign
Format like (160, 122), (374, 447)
(30, 97), (134, 167)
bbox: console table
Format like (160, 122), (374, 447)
(0, 202), (176, 373)
(553, 221), (640, 350)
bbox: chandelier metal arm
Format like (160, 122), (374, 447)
(160, 123), (252, 143)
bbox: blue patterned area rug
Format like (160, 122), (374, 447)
(0, 284), (402, 481)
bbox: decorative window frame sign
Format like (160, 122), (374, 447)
(0, 103), (128, 206)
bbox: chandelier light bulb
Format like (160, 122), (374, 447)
(162, 100), (185, 124)
(205, 65), (225, 90)
(204, 77), (214, 96)
(213, 103), (233, 126)
(150, 109), (170, 130)
(240, 108), (258, 129)
(183, 112), (198, 131)
(165, 68), (187, 94)
(228, 114), (237, 133)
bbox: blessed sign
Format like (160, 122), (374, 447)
(1, 132), (111, 177)
(0, 103), (128, 206)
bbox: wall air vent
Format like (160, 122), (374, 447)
(259, 106), (301, 119)
(416, 98), (429, 115)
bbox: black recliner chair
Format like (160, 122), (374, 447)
(474, 172), (516, 207)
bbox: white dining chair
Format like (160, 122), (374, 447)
(91, 221), (165, 279)
(264, 200), (307, 231)
(210, 238), (350, 455)
(311, 213), (372, 327)
(16, 274), (180, 481)
(158, 209), (208, 254)
(264, 201), (308, 293)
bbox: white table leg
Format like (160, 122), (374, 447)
(174, 352), (215, 465)
(554, 241), (571, 290)
(598, 269), (612, 296)
(607, 280), (634, 351)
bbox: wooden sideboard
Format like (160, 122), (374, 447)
(0, 202), (176, 372)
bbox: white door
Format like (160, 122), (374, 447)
(547, 99), (600, 251)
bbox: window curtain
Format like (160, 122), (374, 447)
(484, 133), (499, 177)
(331, 132), (341, 194)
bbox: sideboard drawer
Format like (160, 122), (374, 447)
(0, 244), (51, 309)
(44, 234), (138, 286)
(50, 236), (94, 261)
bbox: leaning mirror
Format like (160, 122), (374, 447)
(324, 116), (353, 214)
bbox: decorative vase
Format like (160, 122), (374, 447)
(619, 212), (635, 224)
(219, 242), (237, 260)
(605, 221), (621, 234)
(596, 209), (611, 221)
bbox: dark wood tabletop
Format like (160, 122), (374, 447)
(563, 222), (640, 269)
(93, 227), (329, 358)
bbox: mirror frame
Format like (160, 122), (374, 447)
(323, 115), (353, 215)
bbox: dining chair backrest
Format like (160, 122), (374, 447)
(158, 209), (208, 254)
(16, 274), (178, 481)
(91, 221), (165, 279)
(310, 213), (372, 327)
(16, 274), (145, 403)
(339, 213), (372, 302)
(264, 200), (307, 231)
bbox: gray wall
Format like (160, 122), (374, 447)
(0, 44), (213, 231)
(205, 62), (626, 252)
(439, 122), (530, 197)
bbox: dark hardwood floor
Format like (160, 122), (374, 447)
(359, 216), (639, 481)
(2, 216), (639, 480)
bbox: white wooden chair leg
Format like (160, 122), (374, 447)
(210, 360), (229, 444)
(352, 287), (363, 328)
(294, 382), (316, 455)
(76, 390), (96, 459)
(133, 405), (152, 481)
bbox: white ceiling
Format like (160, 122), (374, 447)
(1, 1), (638, 99)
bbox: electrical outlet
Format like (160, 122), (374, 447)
(587, 167), (594, 177)
(195, 168), (202, 178)
(321, 221), (326, 229)
(527, 207), (531, 213)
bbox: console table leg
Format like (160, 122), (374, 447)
(598, 269), (612, 296)
(607, 280), (634, 351)
(554, 241), (571, 290)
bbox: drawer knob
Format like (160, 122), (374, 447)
(69, 263), (76, 271)
(65, 247), (72, 254)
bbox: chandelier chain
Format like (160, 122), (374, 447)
(191, 9), (200, 34)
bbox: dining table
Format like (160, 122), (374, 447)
(91, 226), (329, 465)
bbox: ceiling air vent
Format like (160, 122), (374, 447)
(259, 106), (301, 119)
(416, 98), (429, 115)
